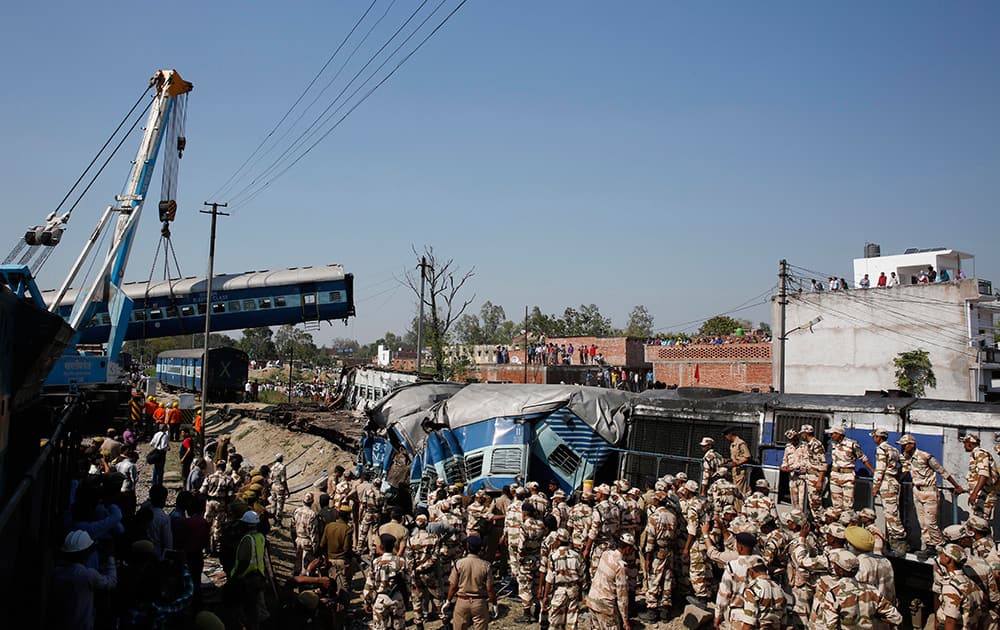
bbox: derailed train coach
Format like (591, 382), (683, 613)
(361, 383), (631, 505)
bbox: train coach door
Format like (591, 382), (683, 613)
(302, 292), (319, 328)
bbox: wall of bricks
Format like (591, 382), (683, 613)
(646, 343), (773, 392)
(543, 336), (649, 367)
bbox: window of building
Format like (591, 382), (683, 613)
(149, 309), (163, 320)
(328, 291), (341, 302)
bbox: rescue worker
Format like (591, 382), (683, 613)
(963, 433), (1000, 520)
(936, 543), (985, 629)
(201, 459), (236, 554)
(732, 558), (786, 630)
(166, 400), (183, 441)
(229, 510), (268, 630)
(724, 427), (753, 502)
(517, 503), (546, 622)
(586, 534), (633, 630)
(363, 533), (410, 630)
(800, 424), (827, 518)
(869, 428), (907, 555)
(407, 514), (443, 630)
(899, 433), (965, 559)
(826, 424), (875, 512)
(819, 548), (903, 629)
(781, 429), (807, 513)
(542, 528), (585, 630)
(446, 535), (497, 630)
(642, 490), (676, 622)
(271, 453), (288, 523)
(700, 437), (724, 496)
(293, 493), (320, 575)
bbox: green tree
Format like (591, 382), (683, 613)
(453, 313), (484, 345)
(698, 315), (742, 337)
(894, 349), (936, 397)
(758, 322), (772, 337)
(625, 305), (655, 337)
(238, 327), (277, 361)
(274, 324), (318, 364)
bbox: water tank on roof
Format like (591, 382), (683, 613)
(864, 243), (881, 258)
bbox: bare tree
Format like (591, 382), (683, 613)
(403, 245), (476, 378)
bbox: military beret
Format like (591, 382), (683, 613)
(467, 535), (483, 551)
(897, 434), (916, 446)
(829, 548), (859, 573)
(870, 428), (888, 438)
(556, 528), (571, 544)
(675, 472), (688, 482)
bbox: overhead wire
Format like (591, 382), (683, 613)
(209, 0), (381, 202)
(652, 284), (777, 333)
(230, 0), (469, 208)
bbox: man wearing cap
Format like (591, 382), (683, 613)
(732, 558), (786, 630)
(621, 487), (644, 542)
(849, 525), (896, 606)
(550, 489), (569, 528)
(446, 535), (497, 630)
(708, 467), (740, 518)
(723, 427), (753, 501)
(819, 548), (902, 629)
(714, 533), (760, 630)
(966, 515), (996, 560)
(527, 480), (550, 515)
(937, 543), (985, 629)
(271, 453), (289, 522)
(202, 459), (236, 554)
(586, 534), (633, 630)
(784, 510), (814, 626)
(742, 479), (778, 526)
(944, 522), (1000, 626)
(584, 484), (622, 579)
(869, 428), (907, 555)
(516, 503), (547, 622)
(567, 491), (593, 554)
(357, 476), (384, 556)
(363, 533), (410, 630)
(542, 528), (585, 630)
(781, 429), (807, 513)
(700, 437), (724, 497)
(963, 433), (1000, 520)
(502, 487), (527, 584)
(437, 499), (468, 574)
(379, 507), (410, 558)
(799, 425), (827, 517)
(899, 433), (965, 558)
(827, 424), (875, 512)
(49, 530), (118, 630)
(230, 511), (268, 630)
(407, 513), (443, 629)
(293, 493), (320, 575)
(319, 503), (355, 597)
(679, 479), (714, 603)
(642, 490), (677, 622)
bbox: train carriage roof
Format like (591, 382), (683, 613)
(156, 347), (248, 360)
(367, 382), (467, 451)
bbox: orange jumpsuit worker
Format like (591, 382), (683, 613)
(166, 401), (183, 441)
(153, 402), (167, 425)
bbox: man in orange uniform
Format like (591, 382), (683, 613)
(144, 396), (159, 435)
(166, 401), (183, 440)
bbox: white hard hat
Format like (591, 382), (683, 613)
(62, 530), (95, 553)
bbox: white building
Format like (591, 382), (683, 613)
(853, 246), (975, 288)
(775, 249), (999, 401)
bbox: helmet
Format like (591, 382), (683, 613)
(240, 510), (260, 525)
(172, 401), (179, 408)
(147, 395), (155, 401)
(159, 403), (166, 408)
(61, 530), (95, 553)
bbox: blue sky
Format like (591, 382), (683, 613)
(2, 1), (997, 346)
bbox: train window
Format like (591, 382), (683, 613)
(212, 303), (226, 314)
(259, 298), (272, 309)
(166, 306), (179, 318)
(302, 294), (314, 306)
(197, 304), (206, 315)
(180, 306), (194, 316)
(149, 309), (163, 320)
(275, 296), (287, 307)
(133, 310), (146, 321)
(229, 301), (241, 312)
(243, 300), (256, 311)
(328, 291), (341, 302)
(549, 444), (582, 476)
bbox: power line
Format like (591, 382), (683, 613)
(652, 285), (776, 333)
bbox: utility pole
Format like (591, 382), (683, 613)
(199, 201), (228, 456)
(288, 344), (294, 403)
(415, 256), (428, 374)
(778, 259), (788, 393)
(524, 305), (529, 383)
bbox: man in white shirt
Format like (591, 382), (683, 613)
(149, 424), (169, 486)
(887, 272), (900, 287)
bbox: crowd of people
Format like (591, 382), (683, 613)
(646, 332), (772, 347)
(526, 342), (603, 366)
(809, 265), (965, 293)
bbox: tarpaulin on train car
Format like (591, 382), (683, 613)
(366, 382), (466, 451)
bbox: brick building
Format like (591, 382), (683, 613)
(646, 342), (773, 392)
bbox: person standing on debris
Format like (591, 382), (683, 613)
(962, 434), (1000, 520)
(446, 535), (497, 630)
(724, 428), (752, 501)
(827, 424), (874, 512)
(700, 437), (723, 496)
(293, 492), (320, 575)
(899, 433), (964, 559)
(586, 534), (633, 630)
(780, 429), (807, 513)
(799, 425), (827, 518)
(270, 453), (288, 523)
(869, 428), (907, 555)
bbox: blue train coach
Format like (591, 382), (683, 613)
(156, 347), (249, 402)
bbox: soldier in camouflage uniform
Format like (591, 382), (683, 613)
(937, 543), (985, 629)
(642, 490), (677, 622)
(820, 548), (903, 629)
(732, 559), (785, 629)
(869, 428), (907, 555)
(358, 476), (384, 557)
(780, 429), (808, 513)
(714, 536), (761, 630)
(724, 427), (753, 504)
(201, 459), (236, 554)
(536, 516), (561, 629)
(679, 479), (713, 602)
(949, 523), (1000, 629)
(517, 503), (547, 621)
(967, 515), (996, 561)
(963, 433), (1000, 520)
(567, 491), (593, 554)
(584, 484), (622, 579)
(406, 514), (443, 629)
(799, 425), (827, 518)
(270, 453), (289, 522)
(541, 529), (585, 630)
(586, 534), (633, 630)
(502, 487), (526, 582)
(827, 424), (874, 512)
(435, 499), (467, 576)
(899, 433), (965, 558)
(708, 467), (741, 518)
(526, 480), (550, 515)
(757, 515), (789, 584)
(292, 493), (320, 575)
(784, 510), (814, 628)
(700, 437), (724, 496)
(550, 489), (569, 528)
(742, 479), (778, 525)
(363, 533), (411, 630)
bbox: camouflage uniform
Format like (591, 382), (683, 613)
(741, 491), (777, 525)
(406, 526), (443, 626)
(587, 498), (622, 577)
(551, 500), (570, 529)
(820, 576), (903, 629)
(271, 460), (288, 518)
(855, 553), (895, 603)
(938, 568), (985, 629)
(829, 436), (868, 512)
(708, 477), (740, 518)
(782, 441), (807, 513)
(702, 449), (724, 494)
(586, 548), (630, 630)
(436, 507), (466, 572)
(732, 574), (787, 629)
(518, 515), (547, 610)
(871, 441), (906, 544)
(967, 445), (999, 520)
(901, 448), (947, 548)
(545, 544), (586, 629)
(965, 553), (1000, 629)
(759, 527), (790, 583)
(527, 491), (550, 516)
(787, 536), (814, 626)
(466, 498), (494, 537)
(729, 435), (752, 499)
(643, 505), (677, 610)
(359, 483), (384, 556)
(803, 436), (827, 517)
(567, 501), (592, 553)
(363, 552), (410, 630)
(201, 469), (235, 553)
(293, 503), (320, 574)
(503, 499), (524, 580)
(681, 495), (713, 598)
(715, 554), (756, 629)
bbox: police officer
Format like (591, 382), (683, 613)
(363, 533), (410, 630)
(446, 535), (497, 630)
(542, 528), (585, 630)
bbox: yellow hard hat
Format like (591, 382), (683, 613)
(159, 403), (166, 408)
(171, 401), (179, 408)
